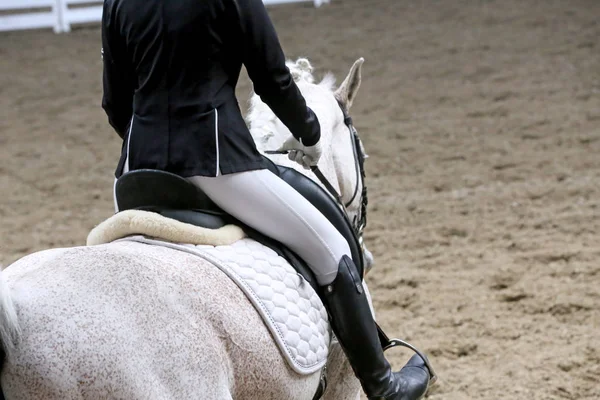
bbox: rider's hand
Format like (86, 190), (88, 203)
(277, 136), (323, 170)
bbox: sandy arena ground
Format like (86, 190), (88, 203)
(1, 0), (599, 398)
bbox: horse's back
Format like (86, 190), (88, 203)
(1, 241), (317, 399)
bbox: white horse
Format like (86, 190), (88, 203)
(0, 58), (376, 399)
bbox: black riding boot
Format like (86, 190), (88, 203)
(321, 255), (431, 400)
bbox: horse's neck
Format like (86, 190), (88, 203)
(247, 98), (283, 153)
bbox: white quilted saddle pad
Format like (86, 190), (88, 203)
(115, 235), (331, 375)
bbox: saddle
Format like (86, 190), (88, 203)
(113, 159), (365, 292)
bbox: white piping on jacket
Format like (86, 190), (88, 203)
(215, 108), (220, 176)
(125, 115), (134, 173)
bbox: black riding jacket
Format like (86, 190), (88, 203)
(101, 0), (321, 178)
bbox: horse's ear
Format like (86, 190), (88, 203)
(334, 57), (364, 110)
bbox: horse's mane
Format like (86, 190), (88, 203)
(246, 58), (336, 150)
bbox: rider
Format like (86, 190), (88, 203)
(101, 0), (431, 398)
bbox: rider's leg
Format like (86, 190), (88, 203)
(189, 169), (347, 285)
(188, 169), (431, 400)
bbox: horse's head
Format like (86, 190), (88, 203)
(247, 57), (374, 272)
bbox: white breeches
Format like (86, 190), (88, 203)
(113, 164), (351, 285)
(187, 170), (351, 285)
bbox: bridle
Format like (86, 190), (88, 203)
(309, 100), (368, 247)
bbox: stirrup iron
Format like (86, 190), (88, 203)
(376, 324), (438, 386)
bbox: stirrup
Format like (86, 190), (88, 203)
(376, 323), (438, 386)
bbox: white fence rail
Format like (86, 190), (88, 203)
(0, 0), (61, 33)
(58, 0), (102, 33)
(0, 0), (329, 34)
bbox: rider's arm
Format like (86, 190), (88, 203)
(231, 0), (321, 146)
(101, 1), (134, 140)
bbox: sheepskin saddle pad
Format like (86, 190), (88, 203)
(87, 210), (331, 375)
